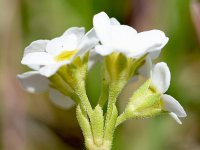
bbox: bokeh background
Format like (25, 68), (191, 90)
(0, 0), (200, 149)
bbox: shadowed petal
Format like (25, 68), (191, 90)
(24, 40), (49, 56)
(49, 88), (75, 109)
(138, 55), (152, 78)
(39, 61), (69, 77)
(169, 112), (182, 124)
(17, 71), (49, 93)
(149, 50), (161, 59)
(162, 94), (187, 117)
(77, 28), (99, 57)
(62, 27), (85, 39)
(110, 17), (120, 25)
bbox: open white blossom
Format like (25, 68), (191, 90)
(17, 71), (75, 109)
(21, 27), (99, 77)
(93, 12), (169, 58)
(151, 62), (187, 124)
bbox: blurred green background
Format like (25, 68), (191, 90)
(0, 0), (200, 150)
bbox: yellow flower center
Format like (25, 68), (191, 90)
(55, 50), (77, 62)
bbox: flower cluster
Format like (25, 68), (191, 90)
(18, 12), (186, 150)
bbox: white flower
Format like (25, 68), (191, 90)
(93, 12), (169, 58)
(137, 58), (186, 124)
(17, 71), (75, 109)
(21, 27), (99, 77)
(151, 62), (187, 124)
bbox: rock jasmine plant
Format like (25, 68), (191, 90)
(18, 12), (186, 150)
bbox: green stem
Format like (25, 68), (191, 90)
(104, 104), (118, 144)
(74, 81), (93, 118)
(105, 80), (126, 126)
(105, 83), (118, 126)
(86, 140), (112, 150)
(76, 105), (92, 139)
(77, 104), (112, 150)
(102, 81), (123, 148)
(115, 113), (127, 127)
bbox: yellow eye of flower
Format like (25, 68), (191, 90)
(55, 50), (77, 61)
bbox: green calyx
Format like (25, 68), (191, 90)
(105, 53), (146, 82)
(48, 52), (89, 104)
(90, 105), (104, 146)
(57, 52), (89, 91)
(116, 79), (163, 127)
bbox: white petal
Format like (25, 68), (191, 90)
(24, 40), (49, 56)
(27, 65), (41, 71)
(138, 55), (152, 78)
(110, 25), (137, 52)
(77, 28), (99, 57)
(21, 52), (55, 66)
(169, 112), (182, 124)
(94, 45), (114, 56)
(23, 40), (50, 70)
(46, 37), (77, 56)
(134, 30), (169, 54)
(149, 50), (161, 60)
(17, 71), (49, 93)
(46, 27), (85, 56)
(93, 12), (111, 45)
(39, 61), (69, 77)
(151, 62), (171, 93)
(49, 88), (75, 109)
(162, 94), (187, 117)
(110, 17), (120, 25)
(62, 27), (85, 39)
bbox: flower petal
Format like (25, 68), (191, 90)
(24, 40), (49, 56)
(93, 12), (111, 45)
(134, 30), (169, 54)
(110, 25), (137, 53)
(62, 27), (85, 39)
(94, 45), (114, 56)
(49, 88), (75, 109)
(162, 94), (187, 117)
(17, 71), (49, 93)
(169, 112), (183, 124)
(46, 27), (85, 56)
(151, 62), (171, 93)
(21, 52), (55, 66)
(23, 40), (50, 70)
(39, 61), (69, 77)
(77, 28), (99, 57)
(110, 17), (120, 25)
(27, 65), (41, 71)
(149, 50), (161, 60)
(138, 55), (152, 78)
